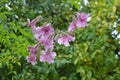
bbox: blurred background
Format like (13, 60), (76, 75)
(0, 0), (120, 80)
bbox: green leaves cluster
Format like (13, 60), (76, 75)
(0, 0), (120, 80)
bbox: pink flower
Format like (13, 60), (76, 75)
(27, 16), (43, 40)
(76, 13), (90, 28)
(68, 19), (77, 32)
(28, 22), (54, 41)
(40, 37), (54, 49)
(40, 49), (56, 64)
(32, 23), (54, 41)
(27, 46), (37, 65)
(39, 23), (54, 37)
(58, 34), (75, 46)
(28, 46), (35, 53)
(27, 16), (41, 32)
(27, 53), (37, 65)
(33, 27), (42, 40)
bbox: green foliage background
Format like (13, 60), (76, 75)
(0, 0), (120, 80)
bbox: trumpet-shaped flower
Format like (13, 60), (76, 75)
(27, 46), (37, 65)
(58, 34), (75, 46)
(39, 23), (54, 37)
(40, 37), (54, 49)
(68, 19), (77, 32)
(27, 16), (41, 32)
(27, 53), (37, 65)
(40, 49), (56, 64)
(34, 23), (54, 41)
(76, 13), (90, 28)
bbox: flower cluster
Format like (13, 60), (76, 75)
(68, 13), (90, 32)
(27, 13), (90, 65)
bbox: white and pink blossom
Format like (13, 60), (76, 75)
(76, 13), (90, 28)
(40, 49), (56, 64)
(27, 16), (41, 32)
(40, 37), (54, 49)
(68, 19), (77, 32)
(27, 46), (37, 65)
(27, 53), (37, 65)
(58, 34), (75, 47)
(39, 23), (54, 37)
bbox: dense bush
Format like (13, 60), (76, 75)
(0, 0), (120, 80)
